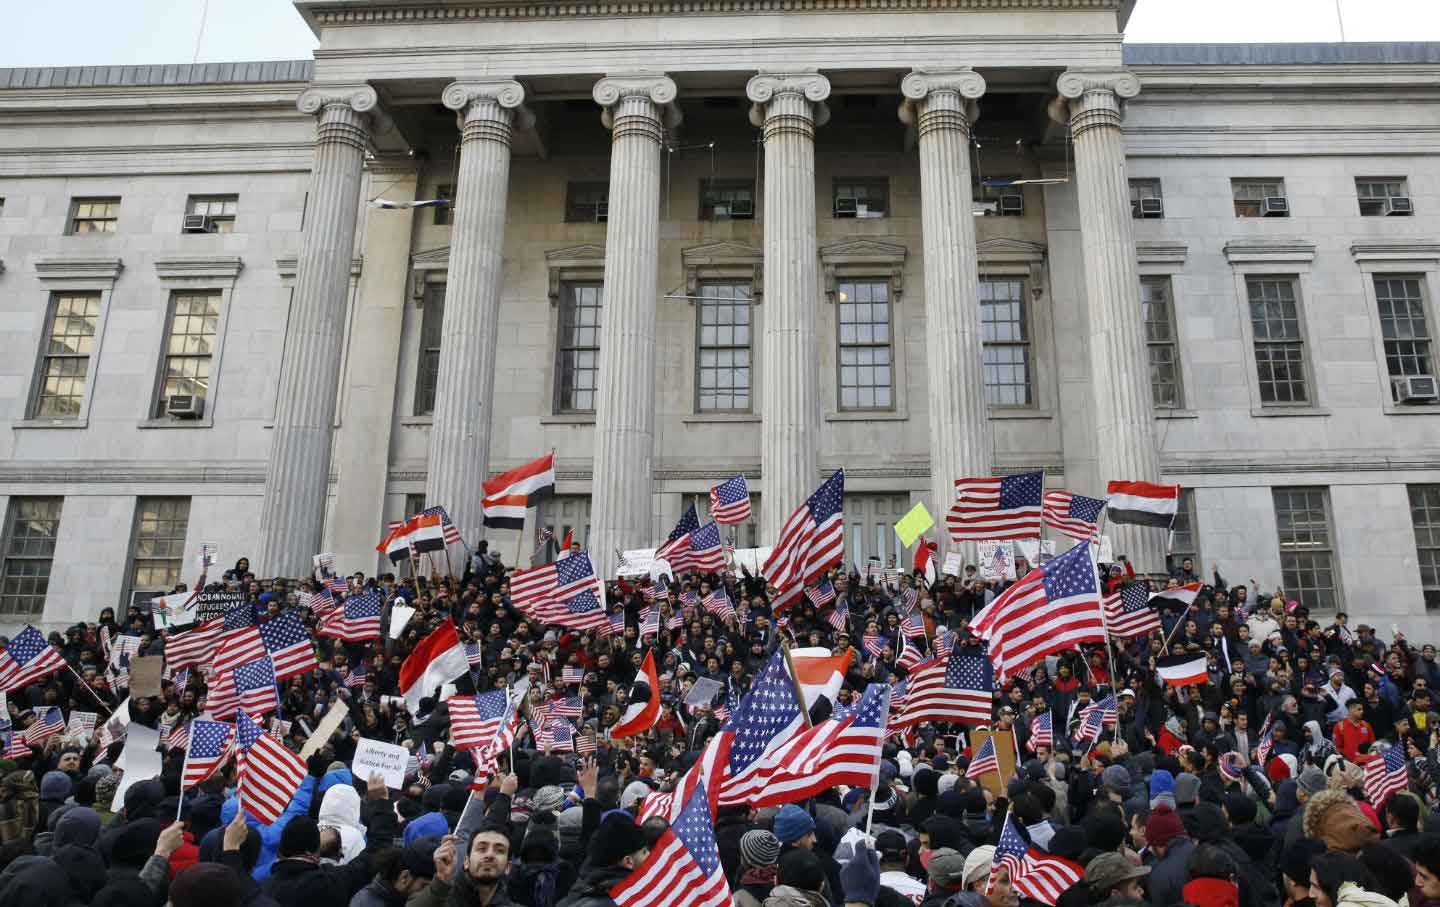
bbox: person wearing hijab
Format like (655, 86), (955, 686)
(317, 781), (366, 865)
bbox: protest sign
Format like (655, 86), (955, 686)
(616, 548), (656, 578)
(152, 591), (199, 630)
(353, 738), (409, 789)
(941, 552), (965, 577)
(114, 724), (162, 804)
(893, 503), (935, 548)
(1097, 535), (1114, 565)
(389, 604), (416, 640)
(65, 711), (98, 741)
(978, 541), (1015, 581)
(1013, 539), (1056, 568)
(684, 677), (725, 709)
(129, 655), (165, 698)
(270, 718), (292, 741)
(730, 547), (773, 576)
(196, 590), (246, 620)
(299, 700), (350, 759)
(198, 543), (217, 572)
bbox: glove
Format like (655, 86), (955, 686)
(840, 843), (881, 907)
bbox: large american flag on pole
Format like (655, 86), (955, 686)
(0, 625), (68, 692)
(708, 475), (752, 525)
(714, 650), (808, 806)
(211, 608), (267, 675)
(1102, 582), (1161, 640)
(656, 505), (702, 564)
(259, 612), (317, 680)
(946, 472), (1044, 542)
(180, 719), (234, 790)
(971, 540), (1105, 682)
(745, 682), (890, 807)
(899, 647), (993, 726)
(235, 710), (306, 825)
(611, 781), (731, 907)
(1041, 490), (1106, 541)
(762, 470), (845, 608)
(510, 553), (597, 613)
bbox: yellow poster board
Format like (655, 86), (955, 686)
(894, 503), (935, 548)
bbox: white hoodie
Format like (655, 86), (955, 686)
(318, 783), (366, 865)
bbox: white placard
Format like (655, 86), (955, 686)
(1097, 535), (1114, 565)
(730, 547), (773, 576)
(616, 548), (657, 578)
(684, 677), (725, 708)
(978, 541), (1015, 581)
(65, 711), (98, 741)
(388, 604), (416, 639)
(152, 592), (199, 631)
(941, 552), (965, 577)
(113, 724), (162, 804)
(650, 558), (674, 583)
(198, 543), (218, 572)
(1013, 539), (1057, 568)
(352, 737), (409, 789)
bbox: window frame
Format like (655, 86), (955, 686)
(1356, 177), (1411, 217)
(28, 291), (103, 421)
(414, 283), (446, 416)
(1231, 178), (1287, 218)
(0, 497), (64, 619)
(832, 178), (889, 220)
(1240, 274), (1317, 410)
(1353, 251), (1440, 415)
(564, 182), (610, 223)
(978, 276), (1033, 408)
(1373, 274), (1436, 388)
(835, 278), (896, 412)
(698, 179), (756, 222)
(554, 281), (604, 414)
(694, 281), (753, 413)
(1410, 484), (1440, 611)
(184, 194), (238, 233)
(1129, 178), (1164, 219)
(151, 289), (222, 419)
(66, 196), (121, 234)
(124, 496), (191, 609)
(1166, 488), (1200, 575)
(1141, 275), (1185, 409)
(1272, 486), (1342, 611)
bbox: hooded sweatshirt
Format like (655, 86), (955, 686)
(317, 781), (366, 865)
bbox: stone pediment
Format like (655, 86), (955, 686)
(976, 237), (1046, 263)
(546, 244), (607, 304)
(819, 239), (908, 263)
(680, 241), (764, 301)
(819, 239), (907, 300)
(681, 241), (762, 266)
(411, 246), (451, 271)
(545, 243), (607, 264)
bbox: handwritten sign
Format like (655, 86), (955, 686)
(729, 547), (773, 576)
(352, 737), (409, 789)
(65, 711), (98, 741)
(196, 590), (246, 621)
(893, 503), (935, 548)
(941, 552), (965, 577)
(616, 548), (656, 578)
(198, 543), (218, 572)
(684, 677), (725, 708)
(978, 541), (1015, 581)
(299, 699), (350, 760)
(1013, 539), (1056, 568)
(152, 592), (199, 630)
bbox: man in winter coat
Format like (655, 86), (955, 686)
(554, 812), (651, 907)
(350, 840), (437, 907)
(1145, 804), (1195, 907)
(418, 825), (515, 907)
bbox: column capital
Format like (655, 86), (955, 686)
(746, 71), (831, 127)
(593, 73), (680, 129)
(443, 80), (534, 132)
(297, 83), (400, 148)
(1048, 68), (1140, 128)
(297, 83), (380, 116)
(898, 68), (985, 131)
(900, 67), (986, 102)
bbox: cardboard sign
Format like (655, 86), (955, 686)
(389, 604), (416, 640)
(299, 699), (350, 760)
(730, 547), (773, 576)
(968, 728), (1018, 799)
(196, 590), (247, 621)
(352, 737), (409, 789)
(1097, 535), (1114, 565)
(941, 552), (965, 577)
(65, 711), (98, 741)
(129, 655), (165, 699)
(616, 548), (657, 578)
(152, 591), (199, 630)
(114, 724), (162, 804)
(978, 541), (1015, 581)
(198, 543), (218, 572)
(893, 503), (935, 548)
(684, 677), (725, 708)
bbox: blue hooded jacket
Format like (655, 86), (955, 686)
(204, 774), (316, 880)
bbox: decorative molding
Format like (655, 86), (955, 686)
(34, 257), (124, 282)
(1222, 240), (1317, 266)
(680, 241), (764, 302)
(1350, 241), (1440, 263)
(976, 237), (1046, 286)
(819, 239), (908, 302)
(1055, 68), (1141, 100)
(275, 256), (363, 278)
(1136, 241), (1188, 266)
(296, 83), (378, 116)
(443, 79), (534, 131)
(1050, 68), (1140, 127)
(154, 256), (244, 281)
(746, 71), (832, 128)
(545, 243), (606, 305)
(898, 68), (985, 132)
(0, 463), (266, 485)
(593, 73), (680, 130)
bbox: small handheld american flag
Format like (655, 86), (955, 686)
(708, 475), (752, 525)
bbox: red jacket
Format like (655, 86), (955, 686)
(1334, 718), (1376, 763)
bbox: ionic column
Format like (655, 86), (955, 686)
(746, 71), (830, 538)
(1050, 70), (1164, 572)
(257, 86), (384, 578)
(899, 69), (991, 546)
(589, 74), (678, 576)
(425, 81), (530, 547)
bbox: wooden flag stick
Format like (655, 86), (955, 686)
(65, 662), (114, 715)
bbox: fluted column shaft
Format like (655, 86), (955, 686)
(426, 81), (529, 546)
(1053, 70), (1164, 572)
(589, 74), (677, 576)
(901, 69), (991, 549)
(257, 87), (376, 577)
(747, 72), (831, 539)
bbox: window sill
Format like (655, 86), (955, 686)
(540, 414), (596, 425)
(826, 410), (908, 422)
(987, 408), (1053, 421)
(400, 415), (433, 427)
(682, 413), (760, 424)
(12, 417), (88, 429)
(1250, 406), (1330, 418)
(1155, 409), (1200, 420)
(1383, 402), (1440, 416)
(137, 417), (214, 429)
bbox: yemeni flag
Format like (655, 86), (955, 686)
(1151, 582), (1202, 608)
(914, 540), (938, 586)
(1105, 480), (1180, 529)
(399, 621), (471, 714)
(376, 523), (412, 563)
(789, 647), (853, 711)
(482, 453), (556, 530)
(1156, 653), (1208, 688)
(612, 650), (661, 739)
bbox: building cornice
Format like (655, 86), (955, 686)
(155, 256), (245, 281)
(34, 257), (124, 281)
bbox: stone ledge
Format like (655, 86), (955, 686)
(154, 256), (244, 281)
(1222, 240), (1316, 265)
(34, 256), (123, 281)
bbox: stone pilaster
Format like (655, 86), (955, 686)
(257, 85), (381, 578)
(900, 69), (991, 548)
(588, 74), (678, 576)
(425, 81), (530, 547)
(1050, 69), (1165, 572)
(747, 71), (830, 539)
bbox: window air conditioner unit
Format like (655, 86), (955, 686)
(1386, 196), (1414, 215)
(729, 198), (754, 218)
(594, 202), (608, 223)
(182, 214), (212, 233)
(1140, 197), (1165, 217)
(1393, 375), (1439, 403)
(167, 394), (204, 418)
(835, 197), (858, 217)
(1262, 196), (1289, 216)
(973, 199), (999, 217)
(1000, 194), (1025, 215)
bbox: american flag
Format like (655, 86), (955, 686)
(934, 627), (955, 660)
(601, 612), (625, 639)
(901, 648), (993, 726)
(714, 691), (737, 723)
(714, 650), (808, 806)
(420, 505), (465, 547)
(546, 695), (583, 719)
(702, 588), (736, 623)
(992, 814), (1085, 905)
(896, 635), (926, 673)
(0, 625), (67, 692)
(1254, 712), (1275, 766)
(318, 590), (384, 642)
(546, 720), (575, 752)
(172, 667), (191, 689)
(1079, 694), (1118, 729)
(4, 723), (31, 760)
(900, 597), (926, 639)
(234, 657), (280, 717)
(510, 553), (597, 614)
(1364, 745), (1410, 807)
(680, 590), (699, 609)
(966, 736), (999, 778)
(575, 729), (597, 755)
(1041, 490), (1106, 541)
(531, 587), (610, 633)
(1028, 712), (1053, 751)
(762, 470), (845, 609)
(947, 472), (1044, 542)
(611, 781), (731, 907)
(667, 611), (685, 631)
(235, 711), (306, 825)
(1102, 583), (1161, 640)
(656, 505), (702, 564)
(970, 541), (1104, 682)
(449, 690), (514, 751)
(346, 662), (368, 689)
(709, 475), (753, 525)
(862, 631), (886, 659)
(665, 522), (727, 574)
(270, 718), (291, 741)
(641, 607), (660, 638)
(464, 642), (484, 669)
(1073, 703), (1106, 747)
(752, 683), (891, 807)
(181, 719), (234, 790)
(259, 612), (316, 680)
(562, 666), (584, 685)
(825, 599), (848, 632)
(211, 608), (267, 674)
(309, 589), (340, 621)
(22, 707), (64, 746)
(808, 580), (837, 609)
(166, 720), (191, 751)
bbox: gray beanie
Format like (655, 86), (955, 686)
(740, 829), (781, 868)
(1173, 772), (1200, 806)
(533, 785), (566, 815)
(1297, 766), (1328, 796)
(1101, 764), (1131, 795)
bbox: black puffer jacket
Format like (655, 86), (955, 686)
(554, 863), (631, 907)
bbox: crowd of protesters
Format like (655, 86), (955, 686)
(3, 539), (1440, 907)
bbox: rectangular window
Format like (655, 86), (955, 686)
(696, 283), (752, 412)
(556, 283), (603, 413)
(1273, 487), (1339, 610)
(184, 195), (238, 233)
(1356, 177), (1411, 216)
(433, 185), (454, 225)
(833, 179), (888, 219)
(127, 497), (190, 601)
(405, 494), (427, 520)
(1232, 179), (1287, 218)
(837, 280), (893, 410)
(30, 291), (102, 419)
(68, 196), (120, 234)
(565, 182), (609, 223)
(154, 290), (220, 418)
(1246, 277), (1309, 405)
(979, 277), (1031, 407)
(0, 498), (63, 618)
(537, 495), (592, 562)
(699, 179), (756, 221)
(414, 284), (446, 415)
(1130, 179), (1164, 218)
(1374, 276), (1435, 394)
(1167, 489), (1199, 574)
(843, 494), (911, 566)
(1410, 484), (1440, 610)
(1141, 276), (1183, 408)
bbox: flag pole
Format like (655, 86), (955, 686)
(64, 662), (113, 715)
(779, 640), (813, 729)
(1090, 541), (1124, 745)
(864, 686), (893, 836)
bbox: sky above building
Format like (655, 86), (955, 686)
(2, 0), (1438, 68)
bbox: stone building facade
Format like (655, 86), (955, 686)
(0, 1), (1437, 634)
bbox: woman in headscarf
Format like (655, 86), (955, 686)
(316, 772), (367, 865)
